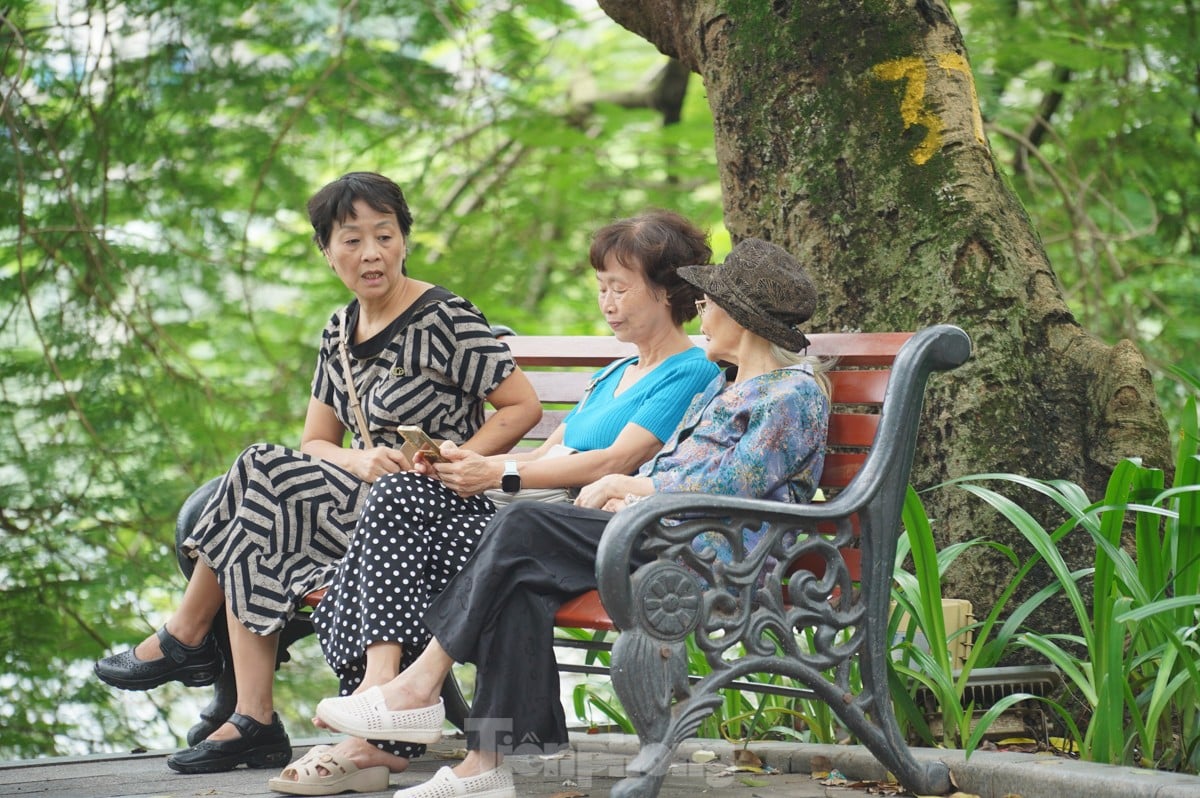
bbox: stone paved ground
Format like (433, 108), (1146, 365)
(0, 735), (871, 798)
(4, 733), (1200, 798)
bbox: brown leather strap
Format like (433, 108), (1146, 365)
(337, 308), (374, 449)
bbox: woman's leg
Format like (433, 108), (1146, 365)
(95, 558), (226, 694)
(299, 473), (491, 776)
(366, 636), (458, 711)
(206, 603), (279, 740)
(323, 503), (619, 787)
(314, 472), (492, 683)
(425, 502), (615, 675)
(132, 560), (224, 659)
(459, 585), (569, 757)
(164, 606), (291, 774)
(362, 641), (403, 686)
(286, 642), (418, 781)
(335, 642), (415, 770)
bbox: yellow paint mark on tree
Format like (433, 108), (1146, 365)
(872, 53), (987, 165)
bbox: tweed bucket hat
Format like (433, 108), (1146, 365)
(678, 238), (818, 351)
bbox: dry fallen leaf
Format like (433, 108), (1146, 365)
(549, 792), (586, 798)
(809, 753), (833, 778)
(732, 748), (763, 767)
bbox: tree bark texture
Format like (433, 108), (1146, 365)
(598, 0), (1171, 631)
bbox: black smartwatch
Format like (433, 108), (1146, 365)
(501, 460), (521, 494)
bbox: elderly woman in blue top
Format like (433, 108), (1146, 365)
(309, 238), (831, 798)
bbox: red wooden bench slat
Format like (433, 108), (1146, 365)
(302, 587), (325, 609)
(502, 333), (911, 368)
(819, 452), (868, 489)
(801, 332), (914, 366)
(826, 370), (891, 404)
(554, 590), (617, 631)
(828, 412), (879, 449)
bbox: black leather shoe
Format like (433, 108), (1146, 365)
(166, 712), (291, 773)
(94, 627), (223, 691)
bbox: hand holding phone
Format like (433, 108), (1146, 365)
(397, 425), (446, 463)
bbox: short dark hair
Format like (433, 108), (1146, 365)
(588, 209), (711, 326)
(307, 172), (414, 251)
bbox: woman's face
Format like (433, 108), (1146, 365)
(696, 295), (742, 364)
(595, 254), (675, 344)
(324, 200), (408, 303)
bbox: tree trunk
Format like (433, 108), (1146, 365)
(598, 0), (1171, 631)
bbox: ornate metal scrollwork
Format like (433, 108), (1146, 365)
(631, 561), (702, 642)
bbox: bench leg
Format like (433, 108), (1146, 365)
(604, 571), (952, 798)
(608, 624), (952, 798)
(607, 631), (710, 798)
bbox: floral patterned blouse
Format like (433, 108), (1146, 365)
(639, 364), (829, 504)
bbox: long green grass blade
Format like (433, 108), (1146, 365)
(962, 692), (1042, 756)
(901, 486), (952, 675)
(959, 483), (1095, 651)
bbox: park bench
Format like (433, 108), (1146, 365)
(172, 323), (969, 798)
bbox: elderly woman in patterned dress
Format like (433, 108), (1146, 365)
(93, 172), (542, 774)
(312, 237), (833, 798)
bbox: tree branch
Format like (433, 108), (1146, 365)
(1014, 66), (1071, 175)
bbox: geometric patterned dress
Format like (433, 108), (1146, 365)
(181, 288), (516, 635)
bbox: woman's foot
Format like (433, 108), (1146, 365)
(314, 687), (445, 743)
(166, 711), (291, 774)
(316, 737), (410, 774)
(393, 763), (513, 798)
(267, 739), (407, 796)
(94, 626), (222, 691)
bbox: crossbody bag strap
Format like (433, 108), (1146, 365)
(574, 355), (637, 413)
(337, 308), (375, 449)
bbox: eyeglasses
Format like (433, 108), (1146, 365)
(694, 298), (710, 316)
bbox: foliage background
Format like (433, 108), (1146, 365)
(1, 0), (1196, 757)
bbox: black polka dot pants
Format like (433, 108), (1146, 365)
(313, 471), (495, 758)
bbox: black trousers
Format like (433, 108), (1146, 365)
(423, 501), (644, 754)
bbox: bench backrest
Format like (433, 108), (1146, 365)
(499, 332), (914, 496)
(300, 332), (910, 613)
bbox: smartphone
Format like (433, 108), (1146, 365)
(396, 425), (446, 462)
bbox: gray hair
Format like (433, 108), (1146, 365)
(769, 345), (833, 400)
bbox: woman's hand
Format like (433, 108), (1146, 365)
(344, 446), (414, 483)
(575, 474), (651, 510)
(430, 442), (502, 497)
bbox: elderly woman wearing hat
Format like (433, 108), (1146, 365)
(304, 238), (831, 798)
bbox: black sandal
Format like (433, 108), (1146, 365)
(166, 711), (291, 773)
(94, 626), (222, 691)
